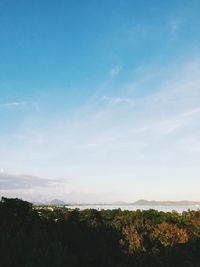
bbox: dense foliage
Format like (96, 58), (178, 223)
(0, 197), (200, 266)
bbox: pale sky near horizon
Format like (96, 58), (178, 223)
(0, 0), (200, 203)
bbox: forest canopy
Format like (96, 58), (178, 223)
(0, 197), (200, 267)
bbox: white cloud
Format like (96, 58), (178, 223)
(0, 171), (63, 190)
(0, 168), (5, 173)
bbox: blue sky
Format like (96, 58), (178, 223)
(0, 0), (200, 202)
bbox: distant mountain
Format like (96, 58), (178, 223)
(48, 199), (66, 206)
(133, 199), (200, 206)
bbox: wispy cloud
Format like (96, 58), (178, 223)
(176, 137), (200, 153)
(170, 18), (182, 33)
(102, 96), (134, 106)
(1, 59), (200, 202)
(109, 66), (121, 77)
(152, 107), (200, 135)
(0, 102), (26, 108)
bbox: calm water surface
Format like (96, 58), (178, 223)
(68, 205), (200, 212)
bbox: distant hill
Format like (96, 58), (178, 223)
(133, 199), (200, 206)
(33, 199), (200, 207)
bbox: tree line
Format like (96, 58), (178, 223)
(0, 197), (200, 266)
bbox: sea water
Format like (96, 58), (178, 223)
(67, 205), (200, 212)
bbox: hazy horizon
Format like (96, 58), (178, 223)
(0, 0), (200, 203)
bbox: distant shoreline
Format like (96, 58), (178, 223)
(33, 199), (200, 207)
